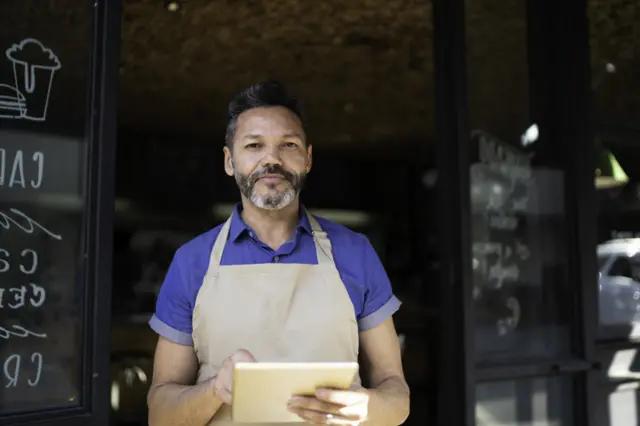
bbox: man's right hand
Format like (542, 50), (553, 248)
(213, 349), (257, 404)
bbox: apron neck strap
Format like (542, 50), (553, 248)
(209, 216), (232, 268)
(305, 211), (335, 266)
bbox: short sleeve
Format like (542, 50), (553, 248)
(149, 250), (194, 346)
(357, 236), (402, 331)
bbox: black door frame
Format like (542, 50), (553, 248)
(432, 0), (475, 423)
(433, 0), (598, 424)
(3, 1), (121, 425)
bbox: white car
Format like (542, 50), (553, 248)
(597, 239), (640, 326)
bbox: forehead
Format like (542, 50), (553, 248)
(235, 106), (304, 137)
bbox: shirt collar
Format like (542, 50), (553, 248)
(228, 203), (313, 242)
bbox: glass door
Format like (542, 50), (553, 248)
(467, 0), (595, 425)
(0, 1), (120, 425)
(434, 0), (597, 424)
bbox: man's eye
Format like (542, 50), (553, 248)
(246, 143), (260, 149)
(284, 142), (298, 148)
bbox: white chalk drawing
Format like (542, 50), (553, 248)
(4, 352), (43, 387)
(0, 208), (62, 240)
(0, 325), (47, 340)
(0, 283), (47, 309)
(496, 297), (520, 336)
(0, 38), (61, 122)
(0, 83), (26, 119)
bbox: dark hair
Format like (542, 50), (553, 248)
(225, 80), (305, 147)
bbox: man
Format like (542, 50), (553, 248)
(147, 80), (410, 426)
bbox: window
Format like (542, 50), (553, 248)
(476, 377), (573, 425)
(467, 0), (571, 364)
(466, 1), (591, 423)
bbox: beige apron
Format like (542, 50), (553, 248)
(192, 212), (360, 425)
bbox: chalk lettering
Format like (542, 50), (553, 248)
(0, 149), (44, 189)
(9, 150), (25, 188)
(0, 248), (39, 274)
(0, 208), (61, 240)
(27, 353), (43, 387)
(3, 352), (44, 388)
(489, 214), (518, 230)
(19, 249), (38, 274)
(3, 354), (19, 388)
(0, 283), (46, 309)
(0, 248), (7, 272)
(0, 325), (47, 340)
(32, 151), (44, 188)
(496, 297), (521, 336)
(478, 133), (532, 167)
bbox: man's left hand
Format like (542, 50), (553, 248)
(287, 387), (369, 425)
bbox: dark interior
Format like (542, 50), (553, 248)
(110, 2), (437, 425)
(109, 1), (640, 425)
(2, 0), (640, 425)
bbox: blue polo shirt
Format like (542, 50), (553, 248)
(149, 205), (401, 346)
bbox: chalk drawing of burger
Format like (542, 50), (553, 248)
(0, 83), (26, 119)
(4, 38), (62, 122)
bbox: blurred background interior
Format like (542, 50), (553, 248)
(104, 0), (640, 425)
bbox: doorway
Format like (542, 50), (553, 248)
(109, 1), (437, 425)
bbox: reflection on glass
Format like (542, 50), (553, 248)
(467, 0), (570, 361)
(476, 377), (572, 426)
(594, 347), (640, 426)
(590, 0), (640, 340)
(597, 239), (640, 332)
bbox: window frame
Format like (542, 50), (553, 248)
(1, 1), (120, 425)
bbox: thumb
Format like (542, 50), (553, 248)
(231, 349), (257, 363)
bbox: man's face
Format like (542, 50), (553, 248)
(223, 106), (312, 210)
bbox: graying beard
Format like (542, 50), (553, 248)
(250, 188), (296, 210)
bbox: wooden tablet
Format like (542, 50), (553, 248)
(231, 362), (359, 423)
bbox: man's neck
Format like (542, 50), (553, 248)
(239, 198), (301, 251)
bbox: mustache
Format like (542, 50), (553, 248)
(249, 165), (296, 184)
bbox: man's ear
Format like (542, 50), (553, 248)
(306, 144), (313, 174)
(223, 146), (234, 177)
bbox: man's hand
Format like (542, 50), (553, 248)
(213, 349), (256, 405)
(287, 387), (369, 425)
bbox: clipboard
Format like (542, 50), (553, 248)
(231, 362), (359, 423)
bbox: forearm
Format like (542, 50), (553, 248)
(148, 378), (224, 426)
(365, 376), (411, 426)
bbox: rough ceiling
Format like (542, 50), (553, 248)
(118, 0), (433, 150)
(117, 0), (639, 150)
(589, 0), (640, 123)
(0, 0), (636, 149)
(4, 0), (634, 150)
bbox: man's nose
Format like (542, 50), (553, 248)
(261, 146), (283, 166)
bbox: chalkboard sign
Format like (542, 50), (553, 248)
(0, 0), (93, 415)
(470, 130), (569, 361)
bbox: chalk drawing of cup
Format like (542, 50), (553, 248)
(5, 38), (62, 122)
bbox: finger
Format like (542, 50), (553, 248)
(221, 357), (234, 373)
(288, 408), (363, 425)
(213, 372), (233, 404)
(231, 349), (256, 363)
(215, 386), (232, 405)
(288, 396), (343, 415)
(217, 361), (233, 386)
(315, 389), (369, 406)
